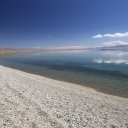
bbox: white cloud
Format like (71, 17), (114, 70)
(104, 32), (128, 38)
(102, 40), (128, 46)
(92, 34), (103, 39)
(92, 32), (128, 38)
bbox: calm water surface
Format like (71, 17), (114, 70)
(0, 50), (128, 98)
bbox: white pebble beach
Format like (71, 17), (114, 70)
(0, 65), (128, 128)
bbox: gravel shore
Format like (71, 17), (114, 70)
(0, 65), (128, 128)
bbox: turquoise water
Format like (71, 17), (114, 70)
(0, 50), (128, 98)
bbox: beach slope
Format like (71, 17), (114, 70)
(0, 65), (128, 128)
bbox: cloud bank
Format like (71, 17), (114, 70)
(92, 32), (128, 38)
(102, 40), (128, 46)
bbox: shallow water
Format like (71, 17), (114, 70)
(0, 50), (128, 98)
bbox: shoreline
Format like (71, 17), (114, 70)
(0, 65), (128, 127)
(1, 63), (128, 98)
(4, 65), (128, 99)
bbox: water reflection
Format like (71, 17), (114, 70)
(93, 50), (128, 65)
(93, 59), (128, 64)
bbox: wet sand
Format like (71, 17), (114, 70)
(0, 65), (128, 128)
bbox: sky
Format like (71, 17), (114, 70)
(0, 0), (128, 48)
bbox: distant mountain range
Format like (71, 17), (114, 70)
(38, 45), (128, 51)
(1, 45), (128, 55)
(96, 45), (128, 50)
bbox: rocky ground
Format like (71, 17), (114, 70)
(0, 65), (128, 128)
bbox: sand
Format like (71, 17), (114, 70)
(0, 65), (128, 128)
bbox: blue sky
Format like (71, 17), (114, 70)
(0, 0), (128, 48)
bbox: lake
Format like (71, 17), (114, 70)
(0, 49), (128, 98)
